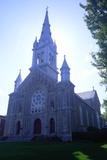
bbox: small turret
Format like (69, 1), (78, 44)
(60, 55), (70, 81)
(33, 37), (38, 50)
(32, 37), (38, 68)
(14, 70), (22, 92)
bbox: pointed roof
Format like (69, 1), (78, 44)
(14, 70), (22, 92)
(15, 69), (22, 84)
(44, 7), (50, 26)
(77, 90), (101, 110)
(77, 90), (96, 100)
(33, 37), (38, 50)
(39, 8), (53, 43)
(61, 55), (70, 70)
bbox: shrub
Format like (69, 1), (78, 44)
(87, 126), (99, 132)
(72, 130), (107, 142)
(31, 135), (62, 143)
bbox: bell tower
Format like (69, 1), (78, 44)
(31, 9), (58, 81)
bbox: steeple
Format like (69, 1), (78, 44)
(39, 8), (53, 44)
(14, 70), (22, 92)
(31, 9), (58, 81)
(60, 55), (70, 81)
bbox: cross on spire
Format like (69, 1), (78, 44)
(46, 6), (49, 12)
(93, 86), (95, 91)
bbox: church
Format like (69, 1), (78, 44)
(4, 10), (101, 141)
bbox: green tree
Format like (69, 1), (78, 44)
(80, 0), (107, 119)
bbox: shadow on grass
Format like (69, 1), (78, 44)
(0, 141), (107, 160)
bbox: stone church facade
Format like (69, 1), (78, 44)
(4, 10), (101, 141)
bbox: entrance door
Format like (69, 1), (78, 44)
(33, 119), (41, 134)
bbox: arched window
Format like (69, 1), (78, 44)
(50, 118), (55, 133)
(50, 100), (54, 108)
(49, 53), (52, 64)
(33, 119), (41, 134)
(37, 57), (40, 64)
(91, 113), (94, 127)
(96, 112), (100, 128)
(79, 106), (83, 125)
(40, 52), (44, 63)
(86, 110), (89, 126)
(16, 121), (21, 135)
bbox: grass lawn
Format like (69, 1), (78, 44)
(0, 141), (107, 160)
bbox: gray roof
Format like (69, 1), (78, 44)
(77, 90), (96, 100)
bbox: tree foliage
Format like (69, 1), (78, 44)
(80, 0), (107, 118)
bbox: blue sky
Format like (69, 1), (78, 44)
(0, 0), (106, 115)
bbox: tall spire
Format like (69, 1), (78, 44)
(39, 8), (53, 44)
(31, 9), (58, 81)
(60, 55), (70, 82)
(14, 70), (22, 92)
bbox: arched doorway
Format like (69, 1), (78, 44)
(16, 121), (21, 135)
(50, 118), (55, 134)
(33, 119), (41, 134)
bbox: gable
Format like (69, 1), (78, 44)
(77, 90), (101, 112)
